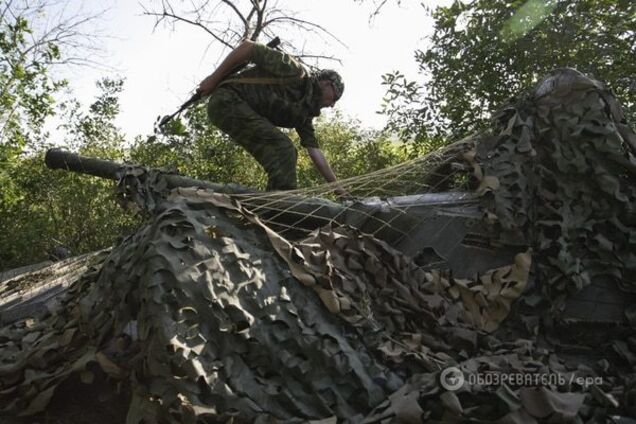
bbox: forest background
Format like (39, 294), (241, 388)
(1, 0), (634, 270)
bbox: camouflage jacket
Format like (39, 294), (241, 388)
(219, 43), (323, 148)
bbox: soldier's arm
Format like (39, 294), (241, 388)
(306, 147), (349, 198)
(198, 40), (256, 96)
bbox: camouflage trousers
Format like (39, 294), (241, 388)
(207, 87), (298, 191)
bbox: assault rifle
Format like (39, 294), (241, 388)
(158, 36), (281, 128)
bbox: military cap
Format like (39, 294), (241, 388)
(316, 69), (344, 100)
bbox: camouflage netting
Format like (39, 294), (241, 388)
(480, 68), (636, 302)
(1, 69), (635, 422)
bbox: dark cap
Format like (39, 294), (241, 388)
(316, 69), (344, 99)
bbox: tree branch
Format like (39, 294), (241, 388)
(262, 15), (345, 48)
(0, 0), (15, 22)
(219, 0), (247, 29)
(141, 5), (233, 49)
(251, 0), (266, 41)
(139, 0), (345, 62)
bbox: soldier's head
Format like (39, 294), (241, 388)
(316, 69), (344, 108)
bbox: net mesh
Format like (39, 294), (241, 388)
(228, 137), (478, 246)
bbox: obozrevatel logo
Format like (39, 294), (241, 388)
(440, 367), (465, 391)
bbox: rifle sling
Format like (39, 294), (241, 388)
(218, 75), (305, 87)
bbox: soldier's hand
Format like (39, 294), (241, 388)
(334, 186), (353, 201)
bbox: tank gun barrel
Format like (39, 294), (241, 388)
(45, 148), (254, 194)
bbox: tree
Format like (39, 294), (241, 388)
(0, 79), (139, 270)
(141, 0), (343, 62)
(58, 78), (126, 155)
(0, 0), (106, 152)
(0, 0), (106, 213)
(380, 0), (636, 141)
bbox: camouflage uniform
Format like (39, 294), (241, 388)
(207, 43), (323, 191)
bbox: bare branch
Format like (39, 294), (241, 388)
(370, 0), (390, 18)
(251, 0), (266, 40)
(139, 0), (346, 60)
(141, 6), (234, 49)
(354, 0), (394, 21)
(263, 15), (346, 48)
(219, 0), (247, 29)
(1, 0), (109, 70)
(0, 0), (15, 22)
(0, 105), (20, 142)
(296, 54), (342, 66)
(189, 0), (215, 15)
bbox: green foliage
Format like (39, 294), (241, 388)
(0, 153), (138, 269)
(131, 103), (268, 189)
(296, 112), (411, 188)
(0, 9), (64, 153)
(381, 0), (636, 140)
(0, 79), (139, 270)
(58, 78), (126, 156)
(0, 4), (66, 213)
(379, 70), (447, 149)
(136, 106), (411, 192)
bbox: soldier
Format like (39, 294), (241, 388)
(197, 39), (348, 196)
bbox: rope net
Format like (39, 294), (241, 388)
(228, 137), (478, 247)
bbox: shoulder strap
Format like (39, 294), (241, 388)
(218, 71), (309, 88)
